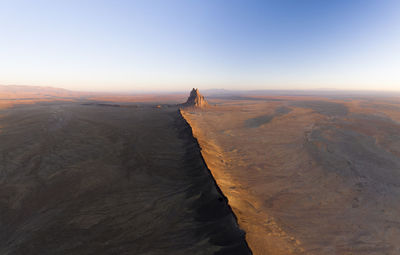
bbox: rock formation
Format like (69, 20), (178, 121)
(182, 88), (208, 107)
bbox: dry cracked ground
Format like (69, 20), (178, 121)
(183, 95), (400, 255)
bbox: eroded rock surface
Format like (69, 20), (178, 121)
(0, 102), (250, 255)
(181, 88), (208, 108)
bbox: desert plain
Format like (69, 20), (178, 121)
(183, 92), (400, 254)
(0, 86), (250, 255)
(1, 85), (400, 255)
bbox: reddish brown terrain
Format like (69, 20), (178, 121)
(0, 86), (251, 255)
(0, 85), (187, 109)
(182, 93), (400, 255)
(2, 85), (400, 255)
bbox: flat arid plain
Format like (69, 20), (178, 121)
(1, 85), (400, 255)
(183, 92), (400, 254)
(0, 86), (250, 255)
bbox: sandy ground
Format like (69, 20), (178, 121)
(182, 96), (400, 255)
(0, 101), (250, 255)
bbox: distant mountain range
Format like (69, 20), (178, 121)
(1, 85), (399, 100)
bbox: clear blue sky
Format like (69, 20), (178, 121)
(0, 0), (399, 92)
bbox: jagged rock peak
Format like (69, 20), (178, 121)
(183, 88), (208, 107)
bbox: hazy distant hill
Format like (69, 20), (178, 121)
(0, 85), (83, 99)
(203, 88), (400, 99)
(0, 85), (187, 106)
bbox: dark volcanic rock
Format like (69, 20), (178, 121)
(0, 103), (251, 255)
(182, 88), (208, 107)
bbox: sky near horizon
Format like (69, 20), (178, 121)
(0, 0), (399, 92)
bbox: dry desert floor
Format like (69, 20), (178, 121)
(0, 100), (250, 255)
(182, 95), (400, 255)
(2, 85), (400, 255)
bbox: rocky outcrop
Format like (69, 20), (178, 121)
(181, 88), (208, 107)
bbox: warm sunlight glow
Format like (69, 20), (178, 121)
(0, 0), (399, 91)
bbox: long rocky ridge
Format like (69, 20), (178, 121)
(0, 101), (251, 254)
(177, 109), (252, 254)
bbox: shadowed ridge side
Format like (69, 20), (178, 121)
(177, 108), (253, 255)
(180, 88), (208, 108)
